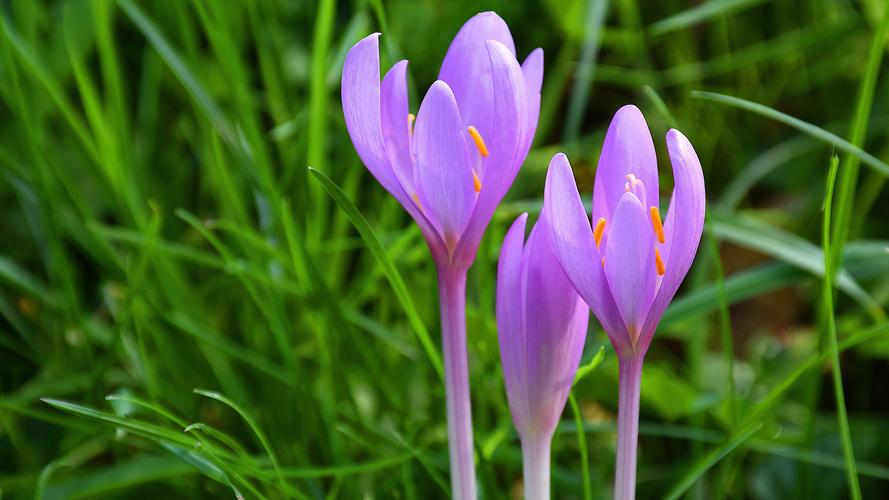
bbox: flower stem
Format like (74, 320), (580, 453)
(438, 266), (476, 499)
(521, 433), (552, 500)
(614, 355), (644, 500)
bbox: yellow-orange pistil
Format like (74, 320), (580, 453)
(467, 126), (488, 193)
(650, 206), (665, 244)
(472, 171), (482, 193)
(654, 247), (665, 276)
(467, 126), (489, 157)
(408, 113), (416, 134)
(593, 217), (607, 247)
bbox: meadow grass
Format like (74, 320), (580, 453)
(1, 0), (889, 498)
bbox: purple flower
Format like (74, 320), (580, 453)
(342, 12), (542, 499)
(543, 105), (705, 358)
(542, 105), (705, 499)
(497, 212), (588, 499)
(341, 12), (542, 268)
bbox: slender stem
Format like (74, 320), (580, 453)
(614, 355), (644, 500)
(521, 433), (552, 500)
(438, 266), (476, 500)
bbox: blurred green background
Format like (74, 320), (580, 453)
(1, 0), (889, 498)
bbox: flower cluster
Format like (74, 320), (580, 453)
(342, 12), (704, 500)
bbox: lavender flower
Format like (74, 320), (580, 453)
(542, 106), (705, 500)
(497, 212), (588, 500)
(342, 12), (542, 499)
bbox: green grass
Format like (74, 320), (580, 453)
(1, 1), (889, 498)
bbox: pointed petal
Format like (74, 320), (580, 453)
(452, 39), (528, 265)
(413, 80), (476, 248)
(639, 129), (706, 350)
(591, 105), (659, 251)
(603, 192), (657, 342)
(497, 213), (529, 431)
(520, 48), (543, 158)
(521, 215), (588, 435)
(342, 34), (445, 257)
(438, 11), (516, 145)
(342, 34), (400, 197)
(543, 153), (628, 347)
(380, 60), (414, 194)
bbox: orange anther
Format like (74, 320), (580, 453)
(467, 126), (489, 157)
(655, 247), (665, 276)
(593, 218), (607, 247)
(650, 206), (665, 244)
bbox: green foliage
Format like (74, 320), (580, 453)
(1, 0), (888, 498)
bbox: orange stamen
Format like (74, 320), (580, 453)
(412, 193), (422, 209)
(473, 171), (482, 193)
(655, 247), (665, 276)
(408, 113), (416, 134)
(467, 125), (489, 157)
(650, 206), (665, 244)
(593, 217), (607, 247)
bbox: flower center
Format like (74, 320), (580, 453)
(609, 172), (666, 276)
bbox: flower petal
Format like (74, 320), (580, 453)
(413, 80), (476, 249)
(452, 39), (528, 265)
(520, 48), (543, 158)
(639, 129), (705, 350)
(497, 213), (529, 431)
(342, 34), (445, 258)
(380, 59), (414, 194)
(438, 11), (516, 147)
(543, 153), (628, 346)
(342, 34), (401, 197)
(521, 214), (588, 435)
(603, 191), (657, 343)
(591, 105), (659, 251)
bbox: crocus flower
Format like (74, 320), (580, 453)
(542, 106), (705, 500)
(497, 212), (588, 500)
(342, 12), (542, 499)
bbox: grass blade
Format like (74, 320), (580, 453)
(650, 0), (772, 36)
(309, 167), (444, 380)
(192, 388), (288, 496)
(662, 421), (763, 500)
(691, 91), (889, 177)
(821, 155), (862, 499)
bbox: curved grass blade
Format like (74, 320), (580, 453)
(192, 389), (287, 495)
(309, 167), (444, 380)
(105, 393), (187, 428)
(42, 398), (200, 449)
(690, 91), (889, 177)
(573, 345), (606, 385)
(709, 213), (883, 319)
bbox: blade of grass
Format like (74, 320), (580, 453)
(568, 393), (592, 500)
(821, 154), (862, 499)
(709, 212), (883, 319)
(829, 6), (889, 268)
(690, 91), (889, 177)
(562, 0), (608, 142)
(309, 167), (444, 380)
(192, 388), (287, 495)
(650, 0), (773, 36)
(662, 421), (762, 500)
